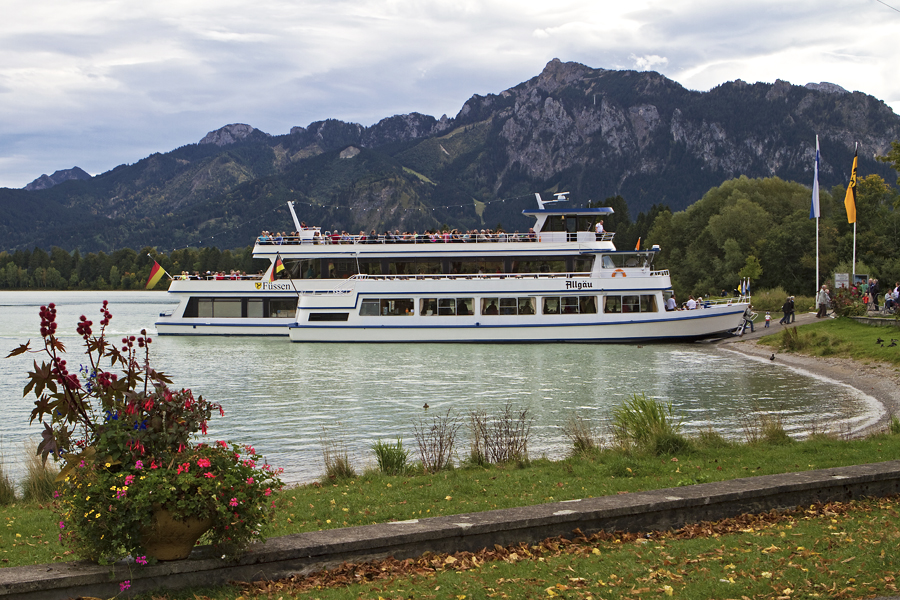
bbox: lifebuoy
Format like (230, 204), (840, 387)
(611, 269), (627, 278)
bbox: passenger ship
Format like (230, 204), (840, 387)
(286, 255), (749, 343)
(157, 194), (626, 335)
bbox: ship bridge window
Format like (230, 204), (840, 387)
(603, 294), (659, 313)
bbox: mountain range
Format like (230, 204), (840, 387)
(2, 58), (898, 253)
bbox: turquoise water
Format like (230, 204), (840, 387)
(0, 291), (880, 485)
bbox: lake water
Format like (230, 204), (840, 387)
(0, 291), (882, 485)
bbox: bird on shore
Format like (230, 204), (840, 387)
(876, 337), (884, 345)
(769, 354), (775, 361)
(423, 403), (429, 410)
(889, 340), (898, 348)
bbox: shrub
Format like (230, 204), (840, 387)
(414, 410), (461, 473)
(742, 411), (793, 446)
(468, 403), (531, 465)
(372, 438), (410, 476)
(693, 428), (732, 449)
(0, 448), (16, 505)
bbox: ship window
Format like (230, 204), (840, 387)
(579, 296), (597, 314)
(640, 295), (659, 312)
(518, 297), (535, 314)
(247, 300), (264, 318)
(543, 297), (560, 315)
(360, 299), (380, 316)
(438, 298), (456, 315)
(481, 298), (500, 315)
(379, 298), (414, 316)
(499, 298), (517, 315)
(622, 295), (640, 313)
(308, 313), (349, 322)
(604, 296), (621, 313)
(269, 298), (298, 318)
(561, 297), (579, 314)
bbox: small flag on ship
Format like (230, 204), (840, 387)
(269, 254), (285, 282)
(145, 260), (167, 289)
(634, 237), (641, 251)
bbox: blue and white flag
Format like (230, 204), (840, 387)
(810, 136), (820, 219)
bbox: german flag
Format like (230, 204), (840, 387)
(269, 254), (285, 282)
(145, 261), (166, 289)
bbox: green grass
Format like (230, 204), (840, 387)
(4, 432), (900, 570)
(135, 494), (900, 599)
(759, 317), (900, 365)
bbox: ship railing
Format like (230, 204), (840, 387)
(696, 296), (750, 308)
(255, 231), (616, 246)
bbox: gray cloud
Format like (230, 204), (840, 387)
(1, 0), (898, 188)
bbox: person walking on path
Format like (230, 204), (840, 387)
(816, 285), (829, 318)
(779, 297), (791, 325)
(788, 296), (796, 323)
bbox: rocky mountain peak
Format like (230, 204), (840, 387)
(199, 123), (269, 146)
(804, 82), (850, 95)
(24, 166), (91, 191)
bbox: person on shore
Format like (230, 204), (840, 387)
(765, 311), (771, 328)
(870, 278), (880, 311)
(779, 297), (791, 325)
(788, 296), (796, 323)
(816, 285), (829, 318)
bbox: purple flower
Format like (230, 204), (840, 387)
(135, 460), (143, 470)
(120, 580), (131, 591)
(136, 555), (148, 565)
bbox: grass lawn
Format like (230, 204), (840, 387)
(759, 316), (900, 366)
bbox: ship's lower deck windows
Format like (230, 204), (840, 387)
(420, 298), (475, 315)
(543, 296), (597, 314)
(183, 297), (298, 318)
(604, 294), (659, 313)
(359, 298), (415, 316)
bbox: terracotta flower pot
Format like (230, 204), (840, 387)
(141, 507), (212, 561)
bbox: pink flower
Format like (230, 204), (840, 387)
(136, 556), (148, 565)
(264, 488), (271, 497)
(197, 458), (211, 468)
(58, 521), (65, 529)
(204, 472), (216, 478)
(135, 460), (143, 470)
(246, 477), (254, 485)
(217, 440), (228, 448)
(229, 497), (238, 507)
(124, 475), (134, 485)
(120, 580), (131, 591)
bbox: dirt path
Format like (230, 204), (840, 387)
(716, 311), (900, 436)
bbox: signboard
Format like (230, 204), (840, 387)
(834, 273), (849, 289)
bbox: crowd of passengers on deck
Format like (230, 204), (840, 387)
(257, 227), (541, 245)
(176, 270), (263, 280)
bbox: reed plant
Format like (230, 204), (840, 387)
(610, 393), (690, 455)
(21, 441), (58, 502)
(371, 438), (410, 476)
(741, 411), (793, 446)
(0, 447), (15, 506)
(320, 426), (356, 481)
(562, 415), (602, 455)
(468, 403), (531, 465)
(413, 409), (460, 473)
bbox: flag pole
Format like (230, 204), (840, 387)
(811, 135), (821, 295)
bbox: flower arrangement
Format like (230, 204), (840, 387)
(7, 301), (282, 563)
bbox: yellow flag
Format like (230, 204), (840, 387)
(844, 149), (858, 223)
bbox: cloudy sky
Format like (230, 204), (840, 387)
(2, 0), (898, 189)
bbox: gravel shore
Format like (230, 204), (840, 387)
(717, 311), (900, 437)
